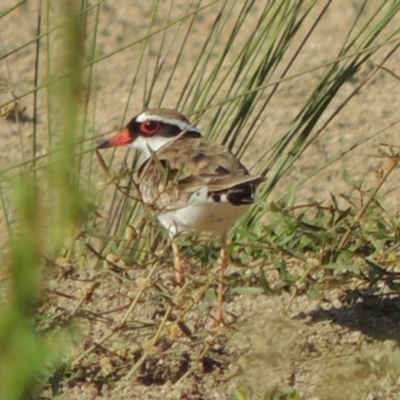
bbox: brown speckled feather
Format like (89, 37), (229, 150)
(137, 136), (264, 212)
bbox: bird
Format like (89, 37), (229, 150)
(97, 108), (265, 323)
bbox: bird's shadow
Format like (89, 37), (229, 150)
(303, 295), (400, 343)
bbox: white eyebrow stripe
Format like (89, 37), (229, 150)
(136, 114), (201, 133)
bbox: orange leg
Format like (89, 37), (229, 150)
(216, 233), (228, 324)
(172, 239), (184, 285)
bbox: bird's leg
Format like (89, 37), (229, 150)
(216, 232), (228, 324)
(172, 237), (184, 285)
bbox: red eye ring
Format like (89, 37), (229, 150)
(140, 120), (160, 135)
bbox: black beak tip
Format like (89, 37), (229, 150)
(97, 140), (110, 149)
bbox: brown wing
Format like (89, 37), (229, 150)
(137, 137), (265, 211)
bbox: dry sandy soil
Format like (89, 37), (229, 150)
(2, 1), (400, 399)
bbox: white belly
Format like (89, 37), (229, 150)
(156, 188), (250, 236)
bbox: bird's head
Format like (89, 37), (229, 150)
(97, 108), (201, 158)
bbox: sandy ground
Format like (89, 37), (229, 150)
(2, 1), (400, 399)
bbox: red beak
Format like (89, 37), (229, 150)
(97, 128), (133, 149)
